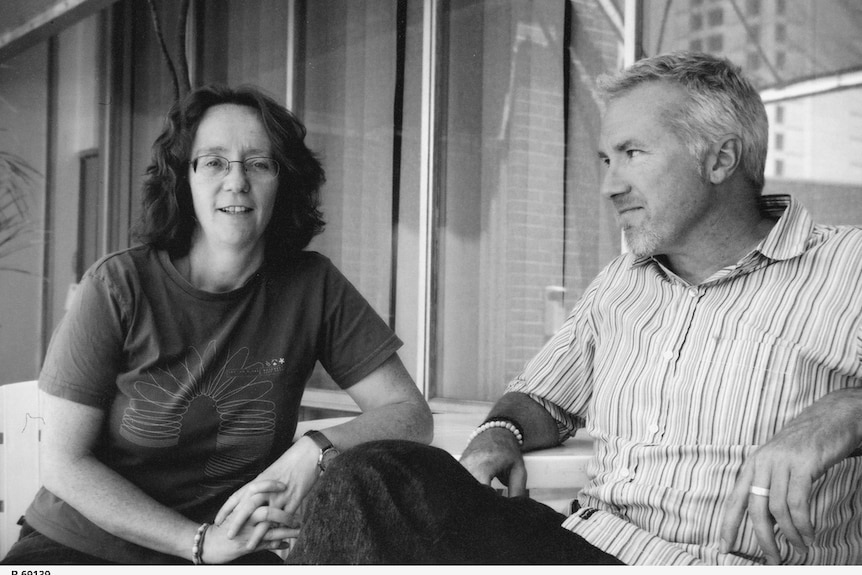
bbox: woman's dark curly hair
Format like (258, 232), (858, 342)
(134, 84), (325, 259)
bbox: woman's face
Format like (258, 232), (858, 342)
(187, 104), (279, 256)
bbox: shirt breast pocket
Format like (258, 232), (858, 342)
(693, 327), (801, 445)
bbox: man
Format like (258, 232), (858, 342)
(287, 52), (862, 565)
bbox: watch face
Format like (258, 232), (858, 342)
(321, 447), (340, 471)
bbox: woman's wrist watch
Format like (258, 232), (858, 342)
(303, 429), (340, 472)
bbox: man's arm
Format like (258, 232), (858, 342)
(459, 391), (561, 496)
(720, 386), (862, 565)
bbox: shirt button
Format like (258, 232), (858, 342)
(662, 350), (674, 360)
(688, 288), (698, 298)
(620, 467), (630, 478)
(648, 424), (659, 433)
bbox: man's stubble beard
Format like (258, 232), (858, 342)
(623, 224), (662, 258)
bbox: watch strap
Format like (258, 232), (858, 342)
(303, 429), (337, 472)
(303, 429), (334, 452)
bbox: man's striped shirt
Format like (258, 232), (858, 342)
(508, 196), (862, 565)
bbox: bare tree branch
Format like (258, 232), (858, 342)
(178, 0), (192, 95)
(146, 0), (180, 101)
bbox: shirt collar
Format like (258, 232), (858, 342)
(630, 194), (813, 271)
(754, 195), (813, 261)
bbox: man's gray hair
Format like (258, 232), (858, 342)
(597, 51), (768, 193)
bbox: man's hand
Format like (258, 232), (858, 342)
(459, 392), (563, 497)
(720, 388), (862, 564)
(459, 428), (528, 497)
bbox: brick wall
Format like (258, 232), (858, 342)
(494, 0), (622, 387)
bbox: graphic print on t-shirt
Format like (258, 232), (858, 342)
(119, 341), (282, 490)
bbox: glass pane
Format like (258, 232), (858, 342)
(0, 41), (48, 384)
(298, 0), (399, 391)
(201, 0), (289, 98)
(53, 15), (102, 305)
(643, 0), (862, 223)
(433, 0), (622, 402)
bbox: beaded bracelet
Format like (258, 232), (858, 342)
(467, 416), (525, 446)
(192, 522), (211, 565)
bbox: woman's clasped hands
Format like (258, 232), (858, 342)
(213, 436), (323, 559)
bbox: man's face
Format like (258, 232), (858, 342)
(598, 82), (713, 259)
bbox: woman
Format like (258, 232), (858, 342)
(2, 85), (432, 564)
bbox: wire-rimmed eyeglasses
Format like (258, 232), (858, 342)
(190, 155), (280, 180)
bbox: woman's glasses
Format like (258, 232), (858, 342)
(190, 155), (280, 180)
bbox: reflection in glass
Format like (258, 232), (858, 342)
(297, 0), (400, 392)
(433, 0), (621, 402)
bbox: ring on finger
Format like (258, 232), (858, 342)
(749, 485), (770, 497)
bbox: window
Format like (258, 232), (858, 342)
(748, 25), (760, 44)
(747, 52), (760, 70)
(0, 41), (49, 381)
(293, 1), (417, 401)
(707, 34), (724, 52)
(297, 0), (399, 322)
(747, 0), (761, 17)
(707, 8), (724, 27)
(431, 1), (621, 402)
(5, 0), (862, 413)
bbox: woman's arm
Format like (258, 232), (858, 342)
(217, 353), (432, 541)
(39, 392), (296, 563)
(316, 352), (433, 448)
